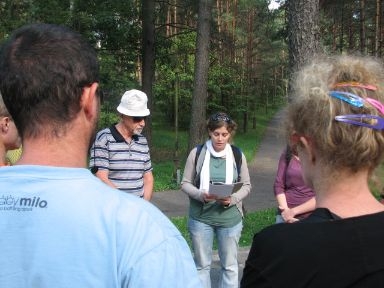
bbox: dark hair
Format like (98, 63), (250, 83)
(207, 112), (237, 134)
(0, 23), (99, 138)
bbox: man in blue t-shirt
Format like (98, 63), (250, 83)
(0, 23), (201, 288)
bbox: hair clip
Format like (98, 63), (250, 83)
(333, 82), (377, 91)
(329, 90), (384, 116)
(365, 98), (384, 115)
(329, 91), (364, 108)
(335, 114), (384, 130)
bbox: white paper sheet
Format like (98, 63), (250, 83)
(208, 182), (243, 198)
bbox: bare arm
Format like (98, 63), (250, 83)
(276, 193), (288, 210)
(143, 171), (154, 201)
(95, 169), (118, 189)
(281, 197), (316, 223)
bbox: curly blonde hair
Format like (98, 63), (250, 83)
(287, 55), (384, 173)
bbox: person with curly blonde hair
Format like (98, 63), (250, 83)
(241, 55), (384, 287)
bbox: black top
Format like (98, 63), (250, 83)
(241, 208), (384, 288)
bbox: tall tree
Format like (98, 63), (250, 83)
(188, 0), (213, 151)
(360, 0), (366, 54)
(287, 0), (320, 101)
(142, 0), (155, 145)
(375, 0), (381, 56)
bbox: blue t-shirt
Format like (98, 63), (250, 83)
(0, 165), (201, 288)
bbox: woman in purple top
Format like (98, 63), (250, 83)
(273, 145), (315, 223)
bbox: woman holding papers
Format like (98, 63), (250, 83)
(181, 112), (251, 288)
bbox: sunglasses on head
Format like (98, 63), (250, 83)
(211, 113), (231, 123)
(132, 116), (146, 122)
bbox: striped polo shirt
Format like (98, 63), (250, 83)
(90, 124), (152, 196)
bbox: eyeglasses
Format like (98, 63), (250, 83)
(132, 116), (146, 123)
(335, 114), (384, 130)
(211, 113), (231, 123)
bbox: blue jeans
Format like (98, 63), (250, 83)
(275, 214), (285, 224)
(188, 218), (243, 288)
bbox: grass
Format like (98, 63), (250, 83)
(240, 208), (276, 246)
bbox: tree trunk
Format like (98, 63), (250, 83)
(141, 0), (155, 145)
(375, 0), (380, 56)
(287, 0), (320, 102)
(360, 0), (366, 54)
(188, 0), (213, 152)
(244, 9), (254, 133)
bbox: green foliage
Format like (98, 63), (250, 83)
(370, 163), (384, 200)
(98, 108), (119, 130)
(154, 32), (197, 128)
(151, 121), (189, 190)
(233, 110), (275, 161)
(0, 0), (288, 137)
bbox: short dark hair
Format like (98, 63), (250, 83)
(0, 23), (99, 138)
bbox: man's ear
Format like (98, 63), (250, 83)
(0, 116), (10, 133)
(81, 82), (99, 120)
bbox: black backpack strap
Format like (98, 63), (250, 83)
(194, 144), (206, 188)
(230, 145), (242, 182)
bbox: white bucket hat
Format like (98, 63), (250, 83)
(116, 89), (150, 117)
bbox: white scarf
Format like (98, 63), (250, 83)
(199, 140), (234, 192)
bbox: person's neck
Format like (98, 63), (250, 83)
(314, 169), (384, 218)
(17, 135), (89, 168)
(116, 122), (133, 141)
(0, 144), (7, 166)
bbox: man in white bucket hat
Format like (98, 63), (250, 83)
(90, 89), (154, 200)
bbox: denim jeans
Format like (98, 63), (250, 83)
(275, 214), (285, 224)
(188, 218), (243, 288)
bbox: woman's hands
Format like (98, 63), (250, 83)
(279, 206), (299, 223)
(216, 196), (231, 207)
(203, 192), (231, 207)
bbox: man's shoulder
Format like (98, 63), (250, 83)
(95, 126), (113, 138)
